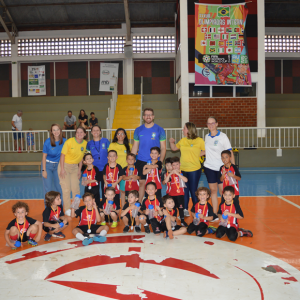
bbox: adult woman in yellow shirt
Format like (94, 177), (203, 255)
(58, 126), (87, 215)
(169, 122), (205, 216)
(108, 128), (132, 206)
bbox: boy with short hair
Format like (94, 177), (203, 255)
(89, 112), (98, 128)
(139, 182), (164, 234)
(143, 147), (163, 200)
(219, 150), (241, 205)
(187, 187), (216, 237)
(5, 201), (42, 249)
(163, 156), (188, 227)
(162, 157), (172, 195)
(216, 186), (253, 241)
(99, 187), (120, 228)
(82, 153), (102, 207)
(43, 191), (69, 241)
(122, 153), (140, 201)
(121, 190), (141, 233)
(159, 195), (187, 239)
(71, 192), (108, 246)
(103, 150), (124, 208)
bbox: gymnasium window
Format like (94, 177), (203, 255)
(132, 36), (175, 54)
(0, 40), (11, 57)
(265, 35), (300, 52)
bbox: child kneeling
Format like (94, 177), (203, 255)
(71, 192), (109, 246)
(121, 190), (141, 233)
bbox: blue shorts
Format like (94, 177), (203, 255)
(12, 130), (24, 140)
(204, 167), (222, 184)
(119, 179), (125, 192)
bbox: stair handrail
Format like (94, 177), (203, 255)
(140, 76), (143, 125)
(106, 80), (118, 132)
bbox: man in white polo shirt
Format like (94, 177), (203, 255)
(11, 110), (24, 152)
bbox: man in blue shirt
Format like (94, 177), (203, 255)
(131, 108), (166, 202)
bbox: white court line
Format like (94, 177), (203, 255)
(266, 190), (300, 209)
(0, 200), (10, 206)
(241, 169), (300, 172)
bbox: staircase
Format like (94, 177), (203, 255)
(112, 95), (141, 129)
(266, 94), (300, 126)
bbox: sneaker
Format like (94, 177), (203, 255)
(100, 221), (106, 226)
(207, 226), (217, 234)
(28, 239), (38, 246)
(123, 226), (130, 233)
(135, 226), (141, 233)
(52, 232), (65, 239)
(65, 209), (71, 216)
(181, 220), (188, 227)
(44, 233), (52, 242)
(82, 238), (93, 246)
(111, 221), (118, 228)
(144, 226), (151, 234)
(210, 217), (219, 223)
(184, 209), (190, 217)
(93, 235), (107, 243)
(163, 231), (169, 238)
(168, 229), (174, 239)
(240, 228), (253, 237)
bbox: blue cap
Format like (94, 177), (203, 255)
(82, 173), (87, 177)
(228, 171), (232, 173)
(108, 200), (114, 205)
(75, 194), (81, 198)
(148, 204), (154, 210)
(14, 241), (21, 248)
(59, 222), (64, 228)
(107, 184), (112, 187)
(195, 212), (200, 219)
(147, 160), (152, 164)
(222, 214), (228, 219)
(135, 203), (141, 207)
(129, 167), (134, 171)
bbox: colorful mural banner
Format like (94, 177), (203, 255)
(195, 3), (252, 86)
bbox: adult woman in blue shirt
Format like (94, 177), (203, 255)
(86, 125), (110, 201)
(42, 124), (66, 207)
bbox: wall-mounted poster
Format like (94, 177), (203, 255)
(99, 63), (119, 92)
(28, 65), (46, 95)
(195, 3), (252, 86)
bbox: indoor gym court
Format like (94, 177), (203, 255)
(0, 168), (299, 299)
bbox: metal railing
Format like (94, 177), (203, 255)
(0, 127), (299, 153)
(106, 81), (118, 129)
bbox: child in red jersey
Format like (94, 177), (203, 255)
(219, 150), (241, 205)
(163, 156), (188, 227)
(5, 201), (42, 249)
(43, 191), (69, 242)
(71, 192), (108, 246)
(158, 195), (186, 239)
(143, 147), (163, 200)
(103, 150), (124, 208)
(187, 187), (216, 237)
(162, 157), (172, 195)
(82, 153), (102, 207)
(121, 190), (141, 233)
(99, 187), (120, 228)
(122, 153), (140, 203)
(216, 186), (253, 241)
(139, 182), (164, 234)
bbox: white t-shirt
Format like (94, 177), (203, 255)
(204, 131), (232, 171)
(12, 114), (22, 131)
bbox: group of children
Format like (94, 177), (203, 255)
(5, 146), (253, 249)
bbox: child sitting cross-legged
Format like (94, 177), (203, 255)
(71, 192), (109, 246)
(187, 187), (217, 237)
(43, 191), (69, 242)
(5, 201), (42, 249)
(99, 187), (120, 228)
(159, 195), (187, 239)
(121, 190), (141, 233)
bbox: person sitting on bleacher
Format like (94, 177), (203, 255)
(63, 110), (77, 130)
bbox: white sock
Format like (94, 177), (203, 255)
(239, 231), (243, 237)
(76, 233), (85, 241)
(99, 230), (107, 236)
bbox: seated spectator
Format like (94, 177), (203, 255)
(78, 109), (88, 129)
(89, 112), (98, 128)
(63, 111), (77, 130)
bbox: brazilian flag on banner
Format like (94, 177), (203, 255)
(218, 6), (230, 17)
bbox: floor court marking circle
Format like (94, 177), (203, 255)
(1, 233), (300, 300)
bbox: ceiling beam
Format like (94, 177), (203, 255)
(0, 0), (18, 43)
(124, 0), (131, 42)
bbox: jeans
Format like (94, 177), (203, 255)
(182, 169), (202, 210)
(42, 161), (63, 207)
